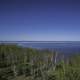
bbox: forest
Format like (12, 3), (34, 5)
(0, 44), (80, 80)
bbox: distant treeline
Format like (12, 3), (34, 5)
(0, 44), (80, 80)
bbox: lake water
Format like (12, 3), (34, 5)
(1, 41), (80, 56)
(17, 41), (80, 56)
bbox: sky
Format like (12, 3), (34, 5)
(0, 0), (80, 41)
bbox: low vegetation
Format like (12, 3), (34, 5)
(0, 44), (80, 80)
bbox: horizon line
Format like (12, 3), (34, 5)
(0, 41), (80, 42)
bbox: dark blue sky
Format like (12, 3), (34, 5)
(0, 0), (80, 41)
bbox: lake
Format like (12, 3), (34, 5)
(1, 41), (80, 56)
(17, 41), (80, 56)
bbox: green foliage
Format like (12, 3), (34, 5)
(0, 44), (80, 80)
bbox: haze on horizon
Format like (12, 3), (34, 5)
(0, 0), (80, 41)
